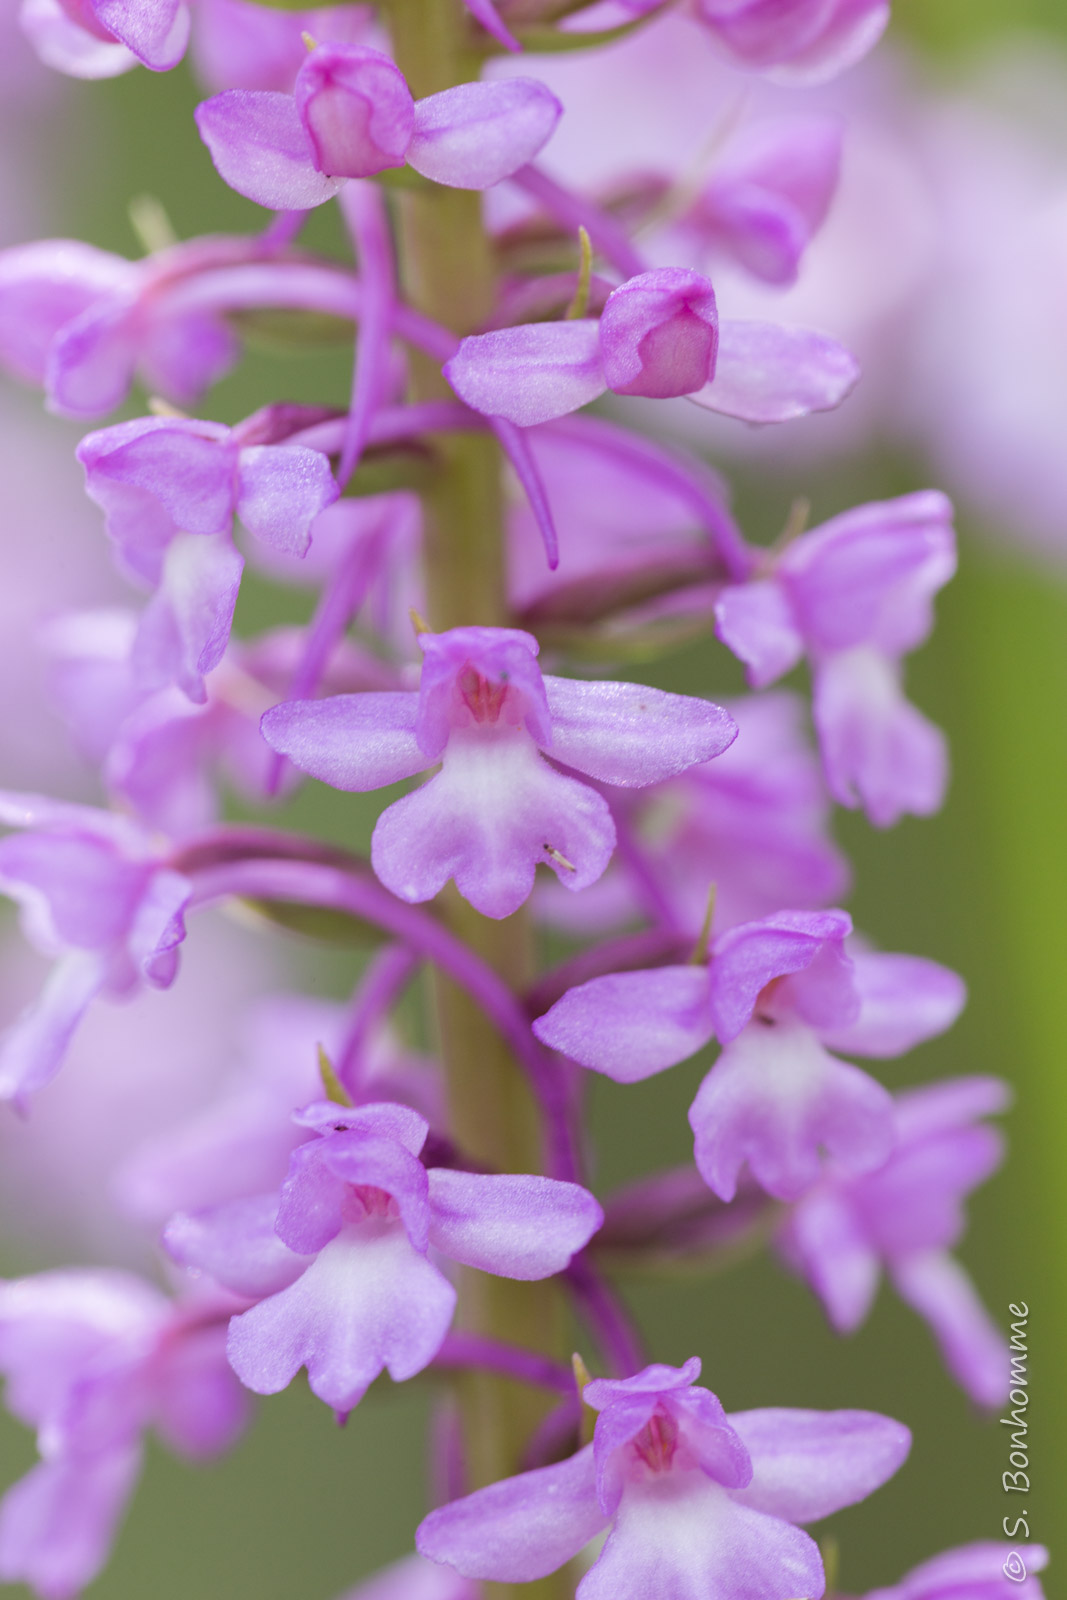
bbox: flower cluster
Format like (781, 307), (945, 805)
(0, 0), (1041, 1598)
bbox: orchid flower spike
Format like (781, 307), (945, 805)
(196, 42), (563, 211)
(261, 623), (737, 919)
(164, 1100), (603, 1416)
(445, 267), (859, 428)
(417, 1357), (912, 1600)
(535, 909), (967, 1202)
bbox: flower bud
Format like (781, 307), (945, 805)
(294, 43), (415, 179)
(599, 269), (719, 399)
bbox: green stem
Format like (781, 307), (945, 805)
(382, 6), (573, 1588)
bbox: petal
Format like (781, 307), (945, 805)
(226, 1221), (456, 1412)
(891, 1075), (1011, 1147)
(543, 677), (737, 787)
(578, 1470), (825, 1600)
(0, 1449), (142, 1600)
(295, 1100), (430, 1156)
(689, 1021), (894, 1202)
(0, 238), (134, 388)
(126, 867), (190, 986)
(886, 1542), (1049, 1599)
(260, 693), (425, 791)
(416, 1444), (604, 1583)
(337, 1553), (479, 1600)
(131, 532), (244, 704)
(713, 581), (804, 689)
(77, 417), (237, 557)
(818, 953), (966, 1059)
(779, 1189), (881, 1334)
(533, 967), (714, 1082)
(153, 1323), (250, 1458)
(426, 1169), (602, 1279)
(139, 307), (239, 410)
(812, 649), (947, 827)
(195, 90), (345, 210)
(163, 1193), (310, 1299)
(46, 294), (139, 419)
(0, 951), (107, 1104)
(371, 734), (615, 920)
(726, 1406), (911, 1522)
(689, 321), (859, 424)
(779, 491), (956, 658)
(236, 444), (339, 556)
(445, 321), (606, 428)
(317, 1132), (432, 1254)
(94, 0), (189, 69)
(20, 0), (137, 78)
(707, 910), (854, 1043)
(890, 1250), (1009, 1408)
(408, 79), (562, 190)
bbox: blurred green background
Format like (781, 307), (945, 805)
(0, 3), (1063, 1597)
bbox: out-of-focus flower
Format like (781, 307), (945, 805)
(0, 793), (190, 1105)
(779, 1076), (1011, 1406)
(76, 414), (338, 701)
(0, 1271), (248, 1600)
(861, 1542), (1049, 1600)
(715, 491), (956, 826)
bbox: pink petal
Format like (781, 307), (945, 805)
(416, 1444), (604, 1583)
(0, 238), (134, 388)
(890, 1250), (1009, 1409)
(153, 1323), (250, 1458)
(132, 531), (245, 703)
(164, 1193), (310, 1299)
(371, 736), (615, 919)
(726, 1406), (911, 1522)
(779, 1188), (881, 1333)
(46, 295), (139, 419)
(236, 443), (339, 556)
(445, 321), (605, 428)
(426, 1169), (603, 1279)
(195, 90), (345, 210)
(93, 0), (189, 68)
(0, 951), (107, 1104)
(578, 1472), (824, 1600)
(0, 1449), (142, 1600)
(812, 650), (947, 827)
(689, 1021), (895, 1202)
(408, 79), (562, 190)
(713, 581), (804, 689)
(260, 693), (425, 791)
(689, 320), (859, 424)
(707, 909), (854, 1044)
(543, 677), (737, 787)
(226, 1222), (456, 1412)
(818, 953), (966, 1059)
(533, 966), (714, 1082)
(20, 0), (136, 77)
